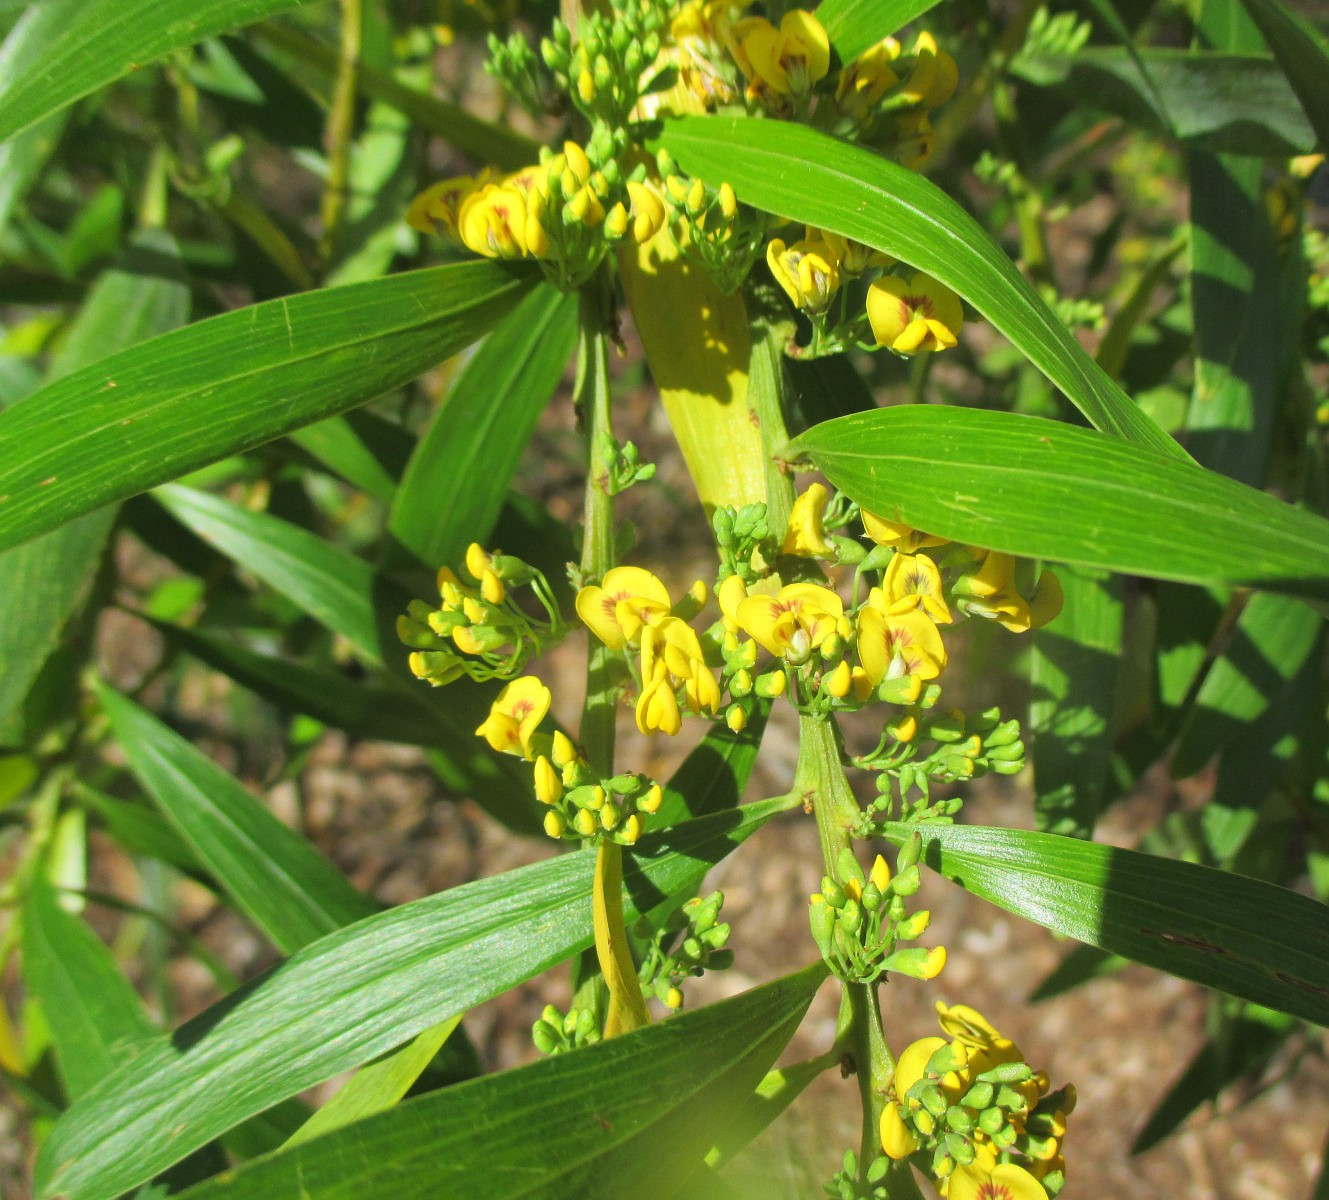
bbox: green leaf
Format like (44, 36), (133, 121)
(36, 796), (795, 1200)
(655, 116), (1181, 459)
(648, 705), (768, 831)
(880, 821), (1329, 1026)
(1238, 0), (1329, 150)
(814, 0), (941, 61)
(288, 416), (399, 505)
(98, 683), (377, 954)
(0, 0), (318, 144)
(282, 1017), (461, 1149)
(22, 877), (158, 1100)
(0, 231), (190, 729)
(789, 406), (1329, 602)
(0, 111), (66, 235)
(0, 260), (530, 553)
(1029, 565), (1123, 837)
(73, 785), (204, 876)
(154, 484), (394, 662)
(388, 284), (577, 571)
(1010, 48), (1315, 155)
(175, 965), (823, 1200)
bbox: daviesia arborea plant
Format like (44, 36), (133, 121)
(400, 3), (1072, 1193)
(3, 0), (1329, 1197)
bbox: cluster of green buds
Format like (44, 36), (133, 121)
(808, 838), (942, 985)
(539, 0), (666, 128)
(823, 1149), (893, 1200)
(532, 732), (663, 846)
(712, 502), (772, 583)
(655, 151), (767, 294)
(399, 543), (565, 685)
(881, 1003), (1074, 1197)
(598, 429), (656, 495)
(532, 1001), (600, 1056)
(854, 705), (1026, 832)
(635, 891), (733, 1009)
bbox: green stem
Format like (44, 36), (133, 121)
(319, 0), (363, 267)
(747, 317), (797, 541)
(576, 274), (649, 1037)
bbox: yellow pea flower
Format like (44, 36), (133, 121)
(947, 1163), (1048, 1200)
(882, 553), (951, 623)
(457, 183), (530, 259)
(626, 180), (668, 244)
(735, 582), (844, 660)
(894, 113), (935, 170)
(861, 509), (949, 551)
(857, 604), (947, 684)
(732, 10), (830, 98)
(407, 172), (490, 237)
(867, 271), (964, 354)
(879, 1102), (918, 1159)
(813, 227), (893, 275)
(718, 573), (748, 635)
(641, 616), (720, 719)
(903, 32), (959, 109)
(836, 37), (901, 119)
(1028, 568), (1064, 628)
(781, 482), (836, 557)
(636, 660), (683, 736)
(475, 676), (551, 759)
(576, 566), (672, 649)
(767, 237), (841, 312)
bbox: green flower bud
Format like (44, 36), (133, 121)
(891, 864), (922, 897)
(861, 882), (882, 911)
(982, 717), (1022, 747)
(995, 1084), (1028, 1112)
(683, 935), (703, 960)
(837, 848), (866, 890)
(895, 908), (931, 939)
(839, 899), (863, 935)
(977, 1105), (1006, 1135)
(532, 1019), (560, 1053)
(917, 1082), (948, 1118)
(754, 670), (787, 698)
(888, 895), (908, 921)
(944, 1132), (974, 1164)
(819, 633), (845, 661)
(945, 1106), (976, 1134)
(821, 879), (847, 909)
(730, 668), (753, 697)
(985, 739), (1026, 763)
(962, 1081), (994, 1110)
(574, 808), (598, 838)
(980, 1061), (1034, 1085)
(830, 535), (866, 565)
(991, 757), (1026, 775)
(928, 711), (966, 742)
(810, 897), (837, 957)
(599, 803), (621, 832)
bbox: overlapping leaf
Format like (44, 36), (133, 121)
(0, 261), (529, 553)
(789, 407), (1329, 601)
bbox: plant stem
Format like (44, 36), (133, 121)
(577, 274), (649, 1037)
(320, 0), (362, 267)
(747, 317), (797, 540)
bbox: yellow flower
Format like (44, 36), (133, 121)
(475, 676), (550, 759)
(867, 271), (963, 354)
(576, 566), (672, 649)
(861, 509), (948, 551)
(732, 9), (830, 98)
(641, 616), (721, 719)
(407, 173), (489, 237)
(813, 226), (892, 275)
(836, 37), (901, 118)
(767, 237), (841, 312)
(457, 183), (531, 259)
(894, 113), (935, 170)
(717, 573), (748, 635)
(883, 552), (951, 624)
(636, 660), (683, 736)
(735, 582), (843, 660)
(626, 180), (668, 244)
(947, 1163), (1048, 1200)
(880, 1102), (918, 1159)
(782, 482), (836, 557)
(902, 32), (959, 109)
(857, 603), (946, 684)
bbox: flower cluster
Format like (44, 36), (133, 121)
(635, 890), (733, 1009)
(881, 1004), (1074, 1198)
(808, 837), (943, 984)
(399, 543), (565, 685)
(530, 731), (663, 845)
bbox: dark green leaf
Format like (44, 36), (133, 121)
(0, 261), (530, 553)
(0, 112), (66, 234)
(789, 406), (1329, 602)
(881, 821), (1329, 1026)
(98, 683), (377, 954)
(388, 284), (577, 571)
(174, 965), (822, 1200)
(0, 0), (318, 143)
(36, 796), (796, 1200)
(74, 785), (204, 875)
(1010, 48), (1314, 155)
(1029, 566), (1122, 837)
(655, 116), (1181, 459)
(0, 231), (190, 728)
(22, 876), (157, 1099)
(814, 0), (942, 61)
(1238, 0), (1329, 150)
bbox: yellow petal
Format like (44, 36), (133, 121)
(866, 275), (910, 347)
(782, 9), (830, 80)
(948, 1163), (1048, 1200)
(1028, 569), (1064, 628)
(880, 1103), (918, 1160)
(894, 1036), (947, 1099)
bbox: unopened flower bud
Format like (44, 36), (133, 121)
(534, 755), (563, 805)
(638, 783), (663, 813)
(620, 813), (642, 845)
(726, 704), (747, 732)
(543, 810), (566, 839)
(599, 803), (621, 831)
(719, 182), (737, 217)
(824, 660), (852, 698)
(665, 985), (684, 1009)
(605, 202), (629, 238)
(755, 670), (786, 698)
(730, 668), (753, 697)
(574, 808), (598, 837)
(896, 908), (931, 939)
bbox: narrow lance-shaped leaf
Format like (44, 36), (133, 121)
(98, 683), (376, 955)
(388, 284), (577, 571)
(0, 0), (319, 143)
(0, 231), (190, 727)
(0, 260), (530, 554)
(175, 965), (824, 1200)
(789, 406), (1329, 602)
(655, 115), (1182, 459)
(881, 821), (1329, 1026)
(1238, 0), (1329, 150)
(36, 796), (797, 1200)
(22, 876), (158, 1100)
